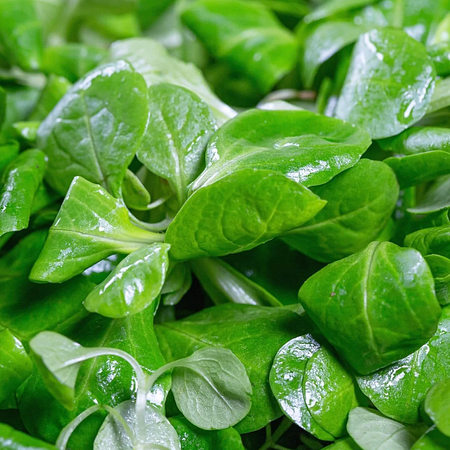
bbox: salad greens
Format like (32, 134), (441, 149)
(3, 1), (450, 449)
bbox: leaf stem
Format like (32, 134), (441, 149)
(129, 213), (172, 233)
(258, 417), (293, 450)
(392, 0), (405, 28)
(103, 405), (136, 444)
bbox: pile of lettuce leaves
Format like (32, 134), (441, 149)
(2, 0), (450, 449)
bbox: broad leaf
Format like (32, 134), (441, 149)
(425, 254), (450, 305)
(0, 140), (19, 175)
(424, 379), (450, 436)
(94, 400), (180, 450)
(335, 29), (436, 139)
(155, 304), (312, 433)
(166, 169), (326, 261)
(356, 306), (450, 424)
(170, 347), (252, 430)
(190, 109), (371, 191)
(169, 416), (244, 450)
(270, 335), (364, 440)
(347, 408), (426, 450)
(137, 83), (216, 205)
(408, 176), (450, 214)
(0, 149), (47, 237)
(0, 423), (56, 449)
(30, 177), (163, 283)
(37, 60), (149, 197)
(0, 0), (43, 71)
(0, 329), (32, 408)
(283, 160), (399, 262)
(406, 226), (450, 258)
(181, 0), (297, 93)
(412, 426), (450, 449)
(299, 241), (441, 374)
(110, 38), (236, 125)
(84, 243), (171, 318)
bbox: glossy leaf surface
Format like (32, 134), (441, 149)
(412, 426), (450, 450)
(110, 38), (236, 125)
(425, 254), (450, 305)
(166, 169), (325, 261)
(299, 241), (441, 374)
(37, 60), (149, 197)
(84, 243), (170, 318)
(0, 149), (46, 237)
(137, 83), (216, 205)
(406, 226), (450, 258)
(357, 306), (450, 424)
(191, 109), (371, 191)
(155, 304), (312, 433)
(283, 160), (399, 262)
(0, 423), (56, 449)
(336, 29), (436, 139)
(30, 177), (162, 283)
(424, 379), (450, 436)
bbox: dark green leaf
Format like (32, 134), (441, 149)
(428, 43), (450, 77)
(110, 38), (236, 125)
(190, 109), (371, 191)
(356, 306), (450, 424)
(0, 423), (56, 449)
(412, 426), (450, 450)
(335, 29), (436, 139)
(0, 140), (19, 175)
(304, 0), (377, 23)
(424, 379), (450, 436)
(137, 0), (176, 30)
(406, 225), (450, 258)
(166, 169), (326, 261)
(155, 304), (312, 433)
(299, 241), (441, 374)
(30, 177), (164, 283)
(425, 254), (450, 305)
(283, 160), (399, 262)
(427, 77), (450, 115)
(137, 83), (216, 205)
(270, 335), (364, 440)
(84, 243), (171, 318)
(0, 149), (47, 237)
(181, 0), (297, 93)
(0, 0), (43, 71)
(37, 60), (149, 197)
(169, 416), (244, 450)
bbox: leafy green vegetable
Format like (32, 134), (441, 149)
(283, 160), (399, 262)
(356, 306), (450, 424)
(299, 241), (441, 374)
(425, 254), (450, 305)
(323, 437), (361, 450)
(190, 109), (371, 191)
(0, 149), (47, 237)
(406, 225), (450, 258)
(137, 83), (216, 205)
(335, 29), (436, 139)
(424, 379), (450, 436)
(84, 243), (170, 318)
(0, 140), (19, 175)
(304, 0), (377, 23)
(412, 426), (450, 450)
(30, 177), (163, 283)
(181, 0), (297, 93)
(121, 169), (151, 211)
(166, 169), (325, 261)
(0, 423), (56, 449)
(37, 60), (149, 197)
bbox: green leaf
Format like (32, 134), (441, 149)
(169, 416), (244, 450)
(11, 121), (40, 145)
(166, 169), (326, 261)
(181, 0), (297, 94)
(0, 329), (32, 407)
(405, 225), (450, 258)
(0, 149), (47, 237)
(137, 83), (216, 205)
(347, 408), (426, 450)
(283, 160), (399, 263)
(425, 254), (450, 305)
(94, 400), (181, 450)
(0, 423), (56, 449)
(30, 177), (163, 283)
(412, 426), (450, 450)
(0, 86), (5, 131)
(299, 241), (441, 375)
(37, 60), (149, 197)
(168, 347), (252, 430)
(138, 0), (176, 30)
(190, 257), (281, 307)
(270, 335), (364, 440)
(0, 230), (95, 342)
(428, 43), (450, 77)
(155, 304), (312, 433)
(0, 0), (43, 71)
(20, 306), (169, 448)
(0, 140), (19, 175)
(162, 263), (193, 307)
(42, 44), (107, 83)
(427, 77), (450, 115)
(424, 379), (450, 436)
(335, 29), (436, 139)
(190, 109), (371, 191)
(408, 175), (450, 214)
(84, 243), (171, 318)
(356, 306), (450, 424)
(110, 38), (236, 125)
(304, 0), (377, 23)
(323, 437), (362, 450)
(121, 169), (151, 211)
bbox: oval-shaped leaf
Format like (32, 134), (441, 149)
(424, 379), (450, 436)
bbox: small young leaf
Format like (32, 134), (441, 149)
(94, 400), (181, 450)
(170, 347), (252, 430)
(121, 169), (151, 211)
(30, 177), (163, 283)
(424, 379), (450, 436)
(84, 243), (171, 318)
(166, 169), (326, 261)
(0, 149), (47, 237)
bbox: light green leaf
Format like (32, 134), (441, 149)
(122, 169), (151, 211)
(412, 426), (450, 450)
(304, 0), (377, 23)
(0, 423), (56, 449)
(424, 379), (450, 436)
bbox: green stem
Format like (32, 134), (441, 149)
(104, 405), (135, 444)
(129, 213), (172, 233)
(392, 0), (405, 28)
(258, 417), (293, 450)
